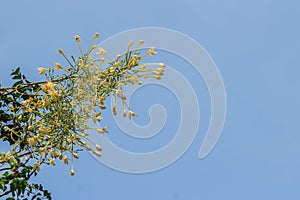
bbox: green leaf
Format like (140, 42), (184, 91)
(12, 74), (22, 80)
(12, 80), (23, 87)
(10, 67), (20, 76)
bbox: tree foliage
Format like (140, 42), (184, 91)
(0, 33), (165, 199)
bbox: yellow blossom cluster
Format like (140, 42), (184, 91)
(0, 33), (165, 182)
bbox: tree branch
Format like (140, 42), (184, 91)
(0, 75), (76, 96)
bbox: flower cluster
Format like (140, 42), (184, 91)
(0, 33), (165, 199)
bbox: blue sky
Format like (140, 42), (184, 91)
(1, 0), (300, 199)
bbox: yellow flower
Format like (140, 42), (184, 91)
(50, 150), (56, 158)
(66, 138), (72, 144)
(154, 76), (161, 80)
(109, 66), (116, 72)
(46, 81), (55, 91)
(39, 126), (49, 134)
(138, 40), (144, 45)
(152, 71), (164, 76)
(49, 90), (57, 97)
(93, 150), (101, 157)
(28, 126), (34, 131)
(74, 35), (80, 42)
(41, 84), (48, 92)
(159, 63), (166, 67)
(128, 110), (138, 119)
(39, 147), (46, 154)
(42, 81), (55, 93)
(96, 47), (106, 56)
(96, 126), (108, 134)
(63, 155), (68, 165)
(58, 49), (64, 54)
(55, 62), (63, 69)
(26, 107), (33, 113)
(28, 137), (35, 146)
(78, 59), (83, 67)
(100, 105), (106, 109)
(96, 145), (102, 151)
(81, 133), (88, 137)
(9, 105), (14, 111)
(128, 40), (133, 47)
(94, 32), (99, 39)
(70, 169), (75, 176)
(86, 146), (92, 151)
(32, 163), (40, 171)
(97, 116), (102, 122)
(96, 128), (105, 134)
(158, 68), (165, 73)
(71, 133), (77, 140)
(147, 47), (157, 55)
(72, 153), (79, 159)
(112, 106), (117, 116)
(49, 158), (55, 165)
(17, 115), (22, 121)
(112, 62), (120, 67)
(37, 67), (46, 75)
(81, 142), (87, 146)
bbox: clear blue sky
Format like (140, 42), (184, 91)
(1, 0), (300, 199)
